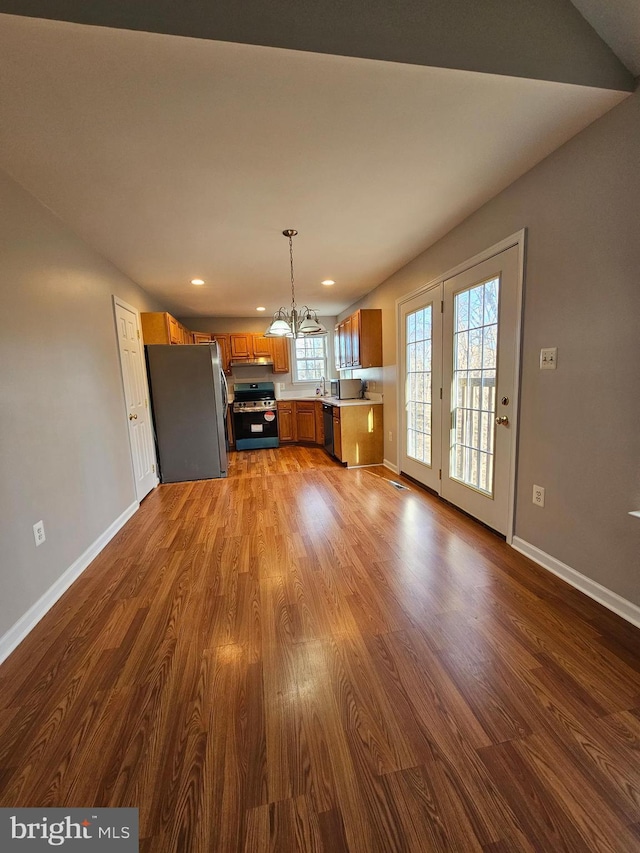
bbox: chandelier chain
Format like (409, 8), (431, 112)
(289, 234), (296, 313)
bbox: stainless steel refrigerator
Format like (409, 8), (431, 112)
(145, 343), (228, 483)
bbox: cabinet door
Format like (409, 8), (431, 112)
(252, 335), (272, 357)
(296, 403), (316, 443)
(141, 312), (171, 344)
(213, 335), (232, 375)
(168, 315), (182, 344)
(338, 321), (348, 368)
(334, 325), (341, 371)
(271, 338), (290, 373)
(277, 403), (295, 442)
(230, 334), (252, 358)
(351, 310), (361, 367)
(193, 332), (212, 344)
(357, 309), (383, 368)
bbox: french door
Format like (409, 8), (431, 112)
(399, 244), (521, 536)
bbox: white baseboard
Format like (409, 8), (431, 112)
(511, 537), (640, 630)
(383, 459), (399, 474)
(0, 501), (139, 665)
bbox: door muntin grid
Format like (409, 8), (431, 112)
(405, 304), (433, 467)
(450, 276), (499, 496)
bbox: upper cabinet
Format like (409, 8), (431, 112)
(192, 332), (212, 344)
(212, 334), (232, 375)
(230, 334), (252, 359)
(251, 335), (273, 358)
(270, 338), (290, 373)
(228, 333), (290, 374)
(335, 308), (382, 370)
(140, 314), (290, 374)
(141, 312), (192, 345)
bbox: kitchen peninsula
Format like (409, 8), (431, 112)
(277, 396), (383, 467)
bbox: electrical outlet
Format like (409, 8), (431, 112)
(388, 431), (393, 442)
(540, 347), (557, 370)
(532, 485), (545, 507)
(33, 520), (46, 546)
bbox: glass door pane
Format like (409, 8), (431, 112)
(405, 304), (433, 466)
(450, 277), (499, 495)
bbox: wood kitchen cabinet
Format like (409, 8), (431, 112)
(277, 402), (295, 443)
(227, 333), (290, 373)
(192, 332), (212, 344)
(270, 338), (290, 373)
(212, 335), (232, 375)
(334, 308), (382, 370)
(251, 335), (272, 357)
(226, 407), (235, 449)
(230, 334), (252, 359)
(332, 403), (383, 467)
(141, 312), (192, 346)
(295, 402), (316, 443)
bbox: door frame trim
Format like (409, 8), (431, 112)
(395, 228), (526, 544)
(112, 295), (159, 500)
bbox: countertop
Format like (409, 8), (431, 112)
(278, 396), (382, 408)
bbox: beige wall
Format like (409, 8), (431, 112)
(342, 86), (640, 604)
(0, 169), (165, 640)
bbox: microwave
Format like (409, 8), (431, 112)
(330, 378), (362, 399)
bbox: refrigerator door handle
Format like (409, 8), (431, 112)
(220, 369), (229, 416)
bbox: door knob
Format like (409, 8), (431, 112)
(495, 416), (509, 426)
(129, 414), (138, 420)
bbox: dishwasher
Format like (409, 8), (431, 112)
(322, 403), (334, 456)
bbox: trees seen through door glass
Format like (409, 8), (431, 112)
(451, 277), (499, 495)
(405, 305), (433, 466)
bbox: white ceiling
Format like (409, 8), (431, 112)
(0, 13), (631, 318)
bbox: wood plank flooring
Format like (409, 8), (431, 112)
(2, 446), (640, 851)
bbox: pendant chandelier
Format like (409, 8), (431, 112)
(265, 229), (327, 338)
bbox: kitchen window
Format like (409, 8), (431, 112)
(292, 336), (328, 382)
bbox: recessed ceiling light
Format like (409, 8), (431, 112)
(256, 306), (266, 312)
(321, 279), (335, 286)
(191, 278), (205, 285)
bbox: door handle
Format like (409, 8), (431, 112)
(495, 416), (509, 426)
(129, 414), (138, 420)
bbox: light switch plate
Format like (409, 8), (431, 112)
(540, 347), (557, 370)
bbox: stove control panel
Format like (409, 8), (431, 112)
(233, 399), (277, 412)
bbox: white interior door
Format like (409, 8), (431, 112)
(113, 297), (158, 501)
(399, 242), (522, 536)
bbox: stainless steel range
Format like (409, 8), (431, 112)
(233, 382), (279, 450)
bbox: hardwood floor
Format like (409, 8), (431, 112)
(1, 446), (640, 851)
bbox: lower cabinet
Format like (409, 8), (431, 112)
(277, 400), (322, 444)
(226, 408), (235, 449)
(295, 402), (316, 443)
(277, 402), (295, 443)
(274, 400), (382, 466)
(332, 404), (383, 467)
